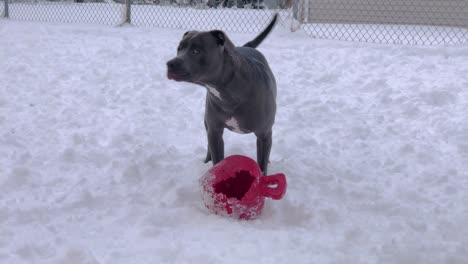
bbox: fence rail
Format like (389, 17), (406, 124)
(1, 0), (468, 45)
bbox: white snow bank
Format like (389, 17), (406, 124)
(0, 19), (467, 263)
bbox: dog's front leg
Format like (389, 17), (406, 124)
(204, 147), (212, 163)
(204, 120), (212, 163)
(207, 127), (224, 165)
(256, 130), (272, 175)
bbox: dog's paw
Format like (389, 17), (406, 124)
(204, 153), (212, 163)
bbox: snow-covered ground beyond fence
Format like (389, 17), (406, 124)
(0, 19), (468, 264)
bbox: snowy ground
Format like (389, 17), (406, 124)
(1, 18), (468, 264)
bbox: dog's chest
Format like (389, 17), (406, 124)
(205, 85), (249, 134)
(225, 117), (249, 134)
(205, 85), (222, 100)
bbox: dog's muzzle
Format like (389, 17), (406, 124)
(166, 58), (189, 81)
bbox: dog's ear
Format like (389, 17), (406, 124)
(210, 30), (226, 46)
(183, 30), (196, 39)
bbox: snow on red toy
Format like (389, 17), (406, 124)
(200, 155), (287, 220)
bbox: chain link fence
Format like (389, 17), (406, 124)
(0, 0), (6, 18)
(292, 0), (468, 45)
(130, 2), (281, 33)
(1, 0), (468, 45)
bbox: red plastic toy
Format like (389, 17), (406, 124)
(200, 155), (287, 220)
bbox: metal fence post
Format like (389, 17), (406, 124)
(125, 0), (131, 24)
(3, 0), (9, 18)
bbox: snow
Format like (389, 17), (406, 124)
(1, 16), (468, 264)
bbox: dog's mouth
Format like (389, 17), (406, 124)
(167, 70), (190, 82)
(167, 71), (179, 81)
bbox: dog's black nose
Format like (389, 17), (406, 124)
(166, 59), (180, 70)
(167, 60), (175, 69)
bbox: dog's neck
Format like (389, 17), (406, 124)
(196, 59), (240, 112)
(198, 48), (238, 90)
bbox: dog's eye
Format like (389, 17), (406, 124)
(192, 49), (201, 55)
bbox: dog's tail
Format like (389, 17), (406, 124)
(243, 13), (278, 48)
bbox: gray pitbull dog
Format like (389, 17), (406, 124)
(166, 14), (278, 174)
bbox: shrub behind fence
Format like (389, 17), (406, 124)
(1, 0), (468, 45)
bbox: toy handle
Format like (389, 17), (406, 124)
(261, 173), (287, 200)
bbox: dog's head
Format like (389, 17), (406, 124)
(166, 30), (234, 84)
